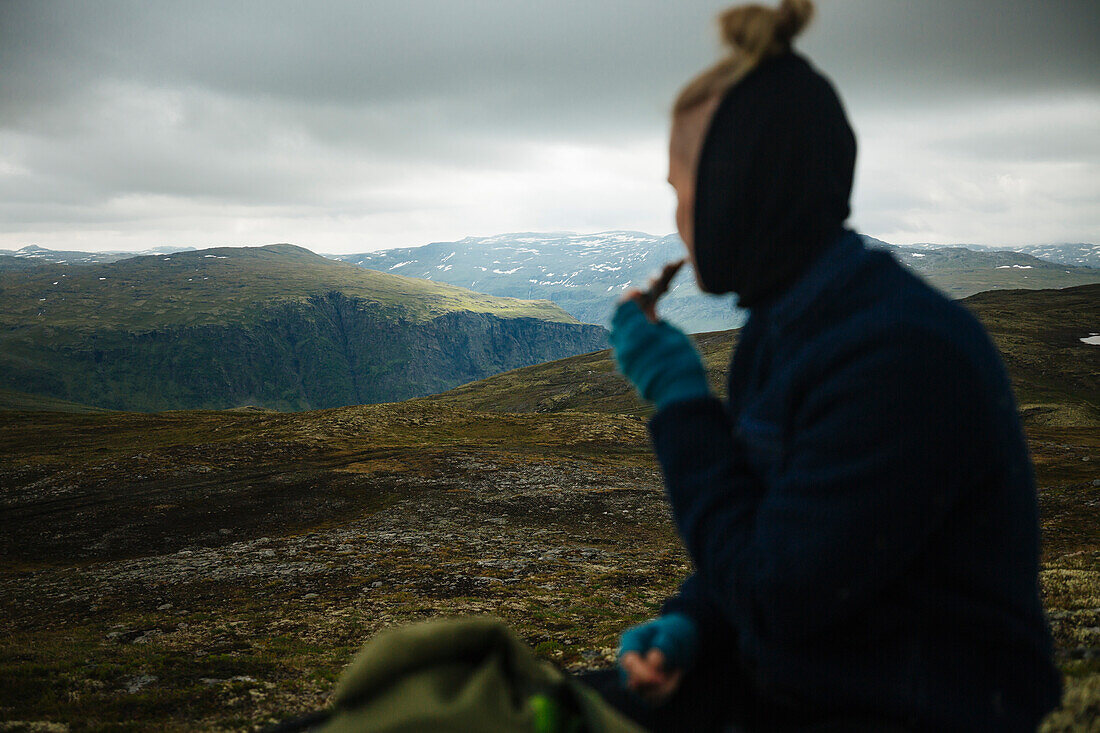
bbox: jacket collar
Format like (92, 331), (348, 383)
(748, 228), (866, 331)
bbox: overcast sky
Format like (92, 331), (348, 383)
(1, 1), (1097, 253)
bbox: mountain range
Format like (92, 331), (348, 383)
(333, 232), (1100, 333)
(0, 244), (606, 411)
(3, 235), (1097, 412)
(0, 244), (197, 268)
(5, 235), (1097, 335)
(927, 242), (1100, 269)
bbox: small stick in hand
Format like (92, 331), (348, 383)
(634, 258), (686, 319)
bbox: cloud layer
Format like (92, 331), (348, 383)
(1, 0), (1097, 252)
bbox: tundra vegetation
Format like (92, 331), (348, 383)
(1, 284), (1097, 730)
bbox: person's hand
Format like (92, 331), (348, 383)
(617, 613), (699, 705)
(608, 298), (710, 410)
(619, 285), (659, 324)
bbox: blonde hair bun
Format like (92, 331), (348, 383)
(674, 0), (815, 115)
(719, 0), (814, 56)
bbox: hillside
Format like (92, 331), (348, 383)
(0, 388), (109, 414)
(421, 283), (1100, 430)
(415, 330), (735, 417)
(333, 232), (1100, 333)
(0, 244), (607, 411)
(959, 284), (1100, 426)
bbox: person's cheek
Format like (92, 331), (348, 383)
(675, 199), (692, 250)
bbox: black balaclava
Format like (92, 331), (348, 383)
(692, 51), (857, 308)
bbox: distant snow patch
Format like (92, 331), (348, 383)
(1080, 335), (1100, 346)
(997, 264), (1033, 269)
(388, 261), (414, 269)
(908, 253), (925, 258)
(493, 267), (521, 275)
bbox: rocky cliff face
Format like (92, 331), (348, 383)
(2, 292), (608, 411)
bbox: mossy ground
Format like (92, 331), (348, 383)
(2, 284), (1098, 730)
(1, 401), (1096, 730)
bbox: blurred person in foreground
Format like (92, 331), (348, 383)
(577, 1), (1063, 730)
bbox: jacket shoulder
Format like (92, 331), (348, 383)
(788, 251), (1004, 385)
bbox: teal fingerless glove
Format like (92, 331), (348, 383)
(609, 299), (711, 410)
(617, 612), (700, 672)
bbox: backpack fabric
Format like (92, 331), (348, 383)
(304, 616), (643, 733)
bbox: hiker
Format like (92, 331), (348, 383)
(581, 0), (1064, 730)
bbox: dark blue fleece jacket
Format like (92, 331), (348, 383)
(653, 230), (1062, 731)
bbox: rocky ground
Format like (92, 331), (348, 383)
(1, 405), (1097, 730)
(0, 406), (687, 730)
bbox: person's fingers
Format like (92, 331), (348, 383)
(623, 649), (684, 706)
(645, 647), (667, 674)
(633, 649), (684, 705)
(617, 288), (658, 322)
(620, 651), (662, 690)
(644, 668), (686, 704)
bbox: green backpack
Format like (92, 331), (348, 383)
(265, 616), (644, 733)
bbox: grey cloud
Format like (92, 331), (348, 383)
(0, 0), (1096, 250)
(5, 1), (1095, 117)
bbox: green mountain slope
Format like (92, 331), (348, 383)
(0, 244), (607, 411)
(415, 330), (736, 417)
(958, 284), (1099, 426)
(1, 243), (578, 330)
(0, 388), (109, 413)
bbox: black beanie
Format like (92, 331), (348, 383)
(692, 51), (856, 308)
